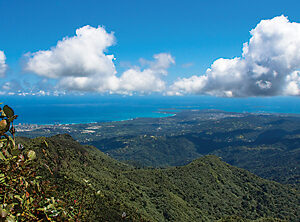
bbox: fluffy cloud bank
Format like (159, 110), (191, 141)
(59, 52), (174, 94)
(0, 51), (7, 77)
(118, 53), (174, 93)
(169, 16), (300, 97)
(25, 26), (174, 94)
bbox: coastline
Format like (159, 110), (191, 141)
(15, 111), (177, 130)
(7, 95), (300, 127)
(15, 107), (300, 134)
(15, 107), (300, 129)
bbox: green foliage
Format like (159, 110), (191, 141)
(18, 110), (300, 185)
(8, 109), (300, 221)
(0, 104), (71, 221)
(3, 106), (14, 119)
(18, 134), (300, 221)
(18, 135), (148, 221)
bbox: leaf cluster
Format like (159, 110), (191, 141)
(0, 105), (71, 221)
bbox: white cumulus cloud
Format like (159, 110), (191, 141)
(25, 25), (116, 79)
(25, 26), (174, 94)
(0, 50), (7, 77)
(118, 53), (175, 93)
(56, 53), (174, 94)
(169, 15), (300, 97)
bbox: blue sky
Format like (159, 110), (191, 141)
(1, 0), (300, 97)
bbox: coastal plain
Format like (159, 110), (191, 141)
(16, 110), (300, 185)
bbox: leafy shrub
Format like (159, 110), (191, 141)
(0, 104), (70, 221)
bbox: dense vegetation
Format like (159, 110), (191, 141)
(0, 105), (73, 221)
(14, 134), (300, 221)
(18, 110), (300, 185)
(8, 108), (300, 220)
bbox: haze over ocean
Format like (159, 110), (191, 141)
(3, 95), (300, 125)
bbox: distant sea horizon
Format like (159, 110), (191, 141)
(3, 95), (300, 125)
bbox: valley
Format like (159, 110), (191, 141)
(17, 110), (300, 185)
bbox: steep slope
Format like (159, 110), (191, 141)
(17, 134), (300, 221)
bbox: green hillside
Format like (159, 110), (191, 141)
(16, 134), (300, 221)
(17, 110), (300, 185)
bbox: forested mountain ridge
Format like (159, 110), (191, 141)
(17, 110), (300, 185)
(15, 134), (300, 221)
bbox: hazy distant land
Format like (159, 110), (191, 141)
(16, 109), (300, 185)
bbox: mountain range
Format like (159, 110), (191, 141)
(16, 134), (300, 221)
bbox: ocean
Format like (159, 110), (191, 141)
(2, 95), (300, 125)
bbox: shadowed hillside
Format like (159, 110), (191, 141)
(16, 134), (300, 221)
